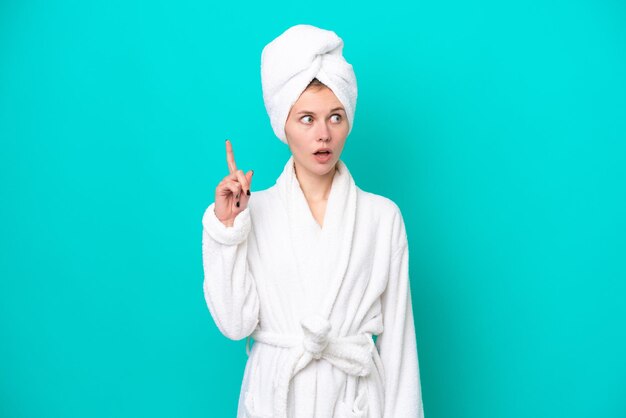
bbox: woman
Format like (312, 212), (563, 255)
(202, 24), (425, 418)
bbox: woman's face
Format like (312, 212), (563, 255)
(284, 85), (349, 178)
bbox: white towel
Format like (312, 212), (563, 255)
(261, 24), (358, 144)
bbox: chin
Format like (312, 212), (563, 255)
(314, 160), (338, 175)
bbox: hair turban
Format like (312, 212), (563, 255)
(260, 24), (358, 144)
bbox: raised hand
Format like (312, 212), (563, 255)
(214, 139), (254, 227)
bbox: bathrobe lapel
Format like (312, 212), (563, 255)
(275, 155), (358, 321)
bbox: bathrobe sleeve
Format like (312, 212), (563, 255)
(201, 201), (260, 341)
(375, 208), (425, 418)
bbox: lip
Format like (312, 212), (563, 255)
(313, 150), (333, 163)
(313, 147), (332, 154)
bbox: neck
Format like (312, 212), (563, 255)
(293, 160), (337, 202)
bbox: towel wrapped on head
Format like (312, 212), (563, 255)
(261, 24), (358, 144)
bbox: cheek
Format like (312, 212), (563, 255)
(286, 118), (305, 132)
(332, 122), (349, 136)
(285, 123), (309, 146)
(284, 121), (299, 141)
(291, 121), (313, 134)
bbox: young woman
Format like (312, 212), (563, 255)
(202, 24), (425, 418)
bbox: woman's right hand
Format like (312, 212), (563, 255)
(214, 139), (254, 227)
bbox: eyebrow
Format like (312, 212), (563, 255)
(296, 107), (345, 115)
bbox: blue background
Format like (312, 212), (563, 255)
(1, 0), (625, 417)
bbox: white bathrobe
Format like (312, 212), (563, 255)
(202, 156), (424, 418)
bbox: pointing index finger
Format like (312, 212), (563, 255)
(225, 139), (237, 174)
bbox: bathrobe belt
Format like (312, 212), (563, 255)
(246, 313), (375, 418)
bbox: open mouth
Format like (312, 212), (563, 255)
(313, 150), (332, 163)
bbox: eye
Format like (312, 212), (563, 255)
(330, 114), (342, 123)
(300, 115), (313, 124)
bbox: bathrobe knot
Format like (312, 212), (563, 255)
(250, 319), (375, 418)
(300, 314), (331, 359)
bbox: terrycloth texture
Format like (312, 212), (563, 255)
(249, 314), (376, 418)
(201, 156), (424, 417)
(261, 24), (358, 144)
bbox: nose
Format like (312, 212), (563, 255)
(317, 121), (331, 142)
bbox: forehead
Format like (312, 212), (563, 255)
(292, 86), (344, 111)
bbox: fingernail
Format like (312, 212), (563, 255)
(247, 189), (251, 196)
(236, 201), (240, 208)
